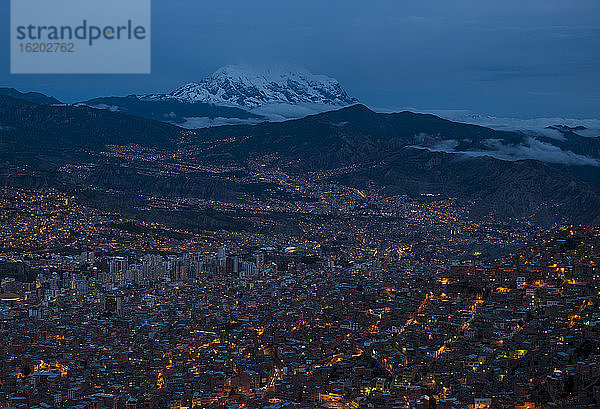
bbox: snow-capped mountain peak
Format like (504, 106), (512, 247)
(152, 64), (358, 109)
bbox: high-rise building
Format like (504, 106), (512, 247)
(255, 252), (265, 270)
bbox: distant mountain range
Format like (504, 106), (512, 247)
(3, 65), (599, 133)
(1, 93), (599, 228)
(77, 65), (359, 127)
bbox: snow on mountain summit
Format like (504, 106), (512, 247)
(150, 65), (358, 109)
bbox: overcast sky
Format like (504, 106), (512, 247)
(1, 0), (599, 118)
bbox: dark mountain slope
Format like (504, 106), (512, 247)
(342, 149), (600, 225)
(195, 104), (528, 168)
(0, 87), (61, 105)
(0, 95), (182, 161)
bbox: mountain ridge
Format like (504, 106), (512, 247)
(0, 87), (62, 105)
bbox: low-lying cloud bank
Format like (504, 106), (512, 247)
(178, 103), (337, 128)
(411, 137), (600, 167)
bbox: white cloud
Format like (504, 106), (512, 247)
(177, 116), (264, 129)
(249, 102), (341, 122)
(177, 103), (342, 128)
(411, 136), (600, 167)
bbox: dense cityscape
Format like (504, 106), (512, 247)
(1, 184), (599, 408)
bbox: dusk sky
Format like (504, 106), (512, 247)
(2, 0), (599, 118)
